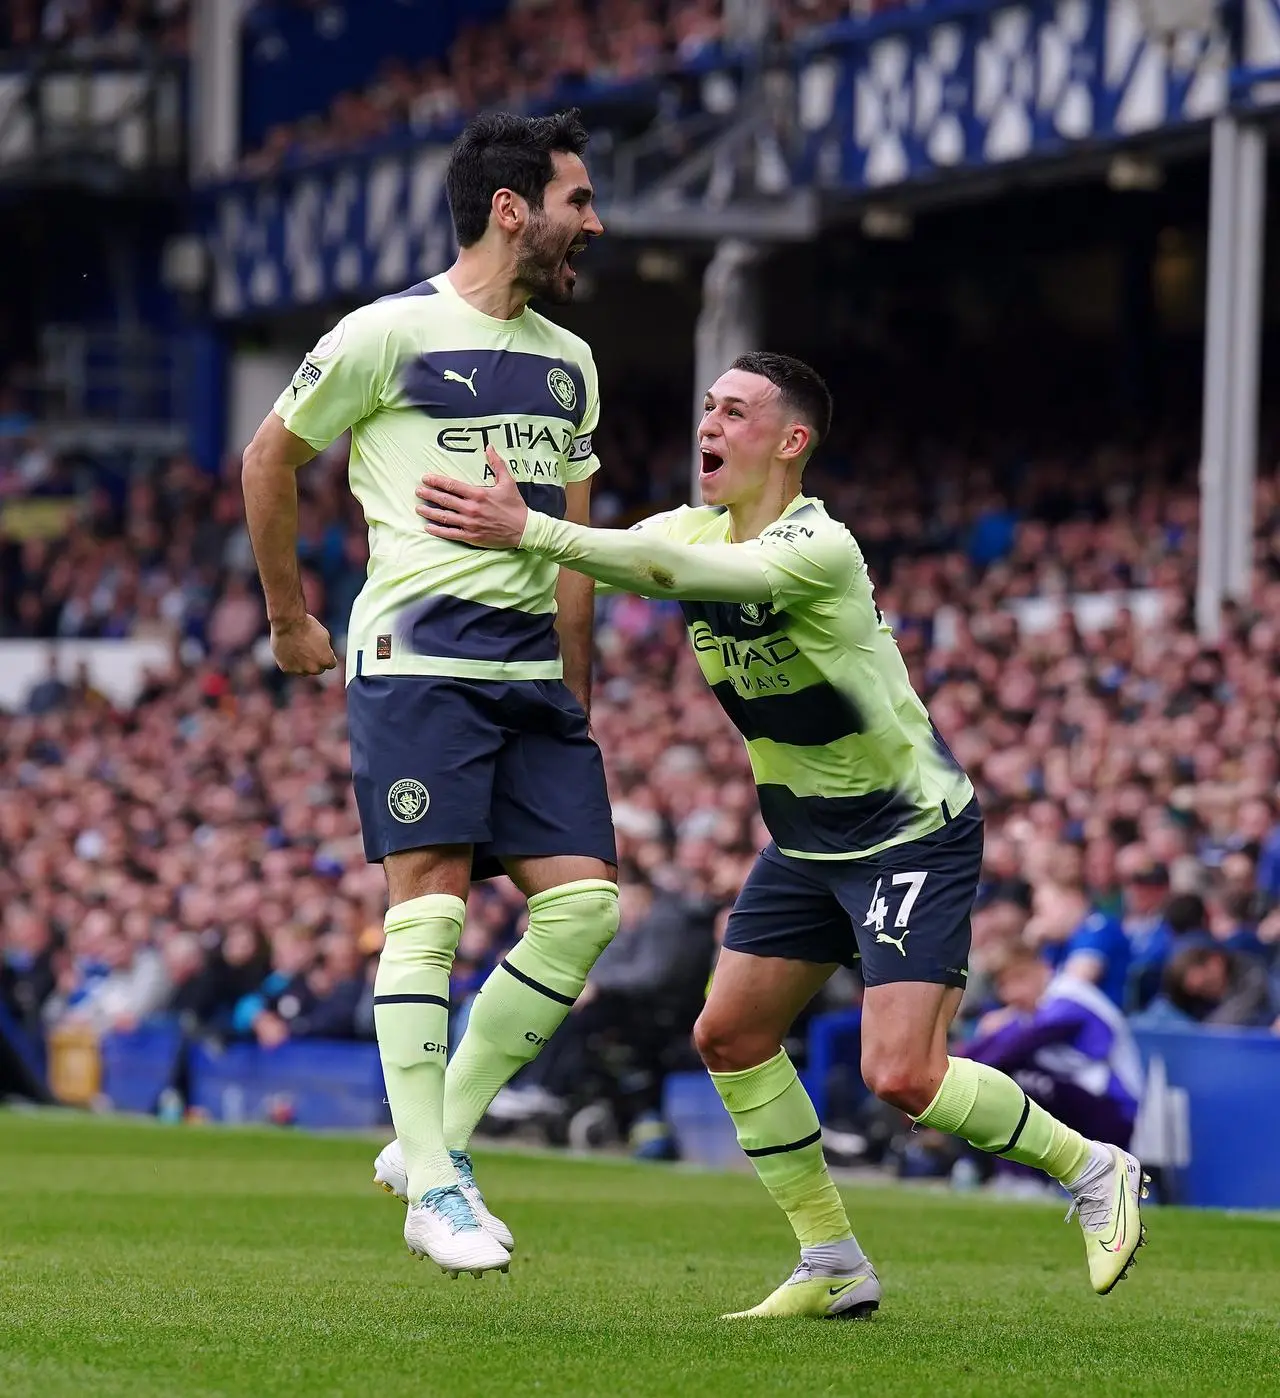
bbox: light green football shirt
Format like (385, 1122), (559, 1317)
(274, 274), (601, 684)
(523, 494), (975, 860)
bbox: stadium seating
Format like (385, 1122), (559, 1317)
(235, 1), (891, 174)
(1, 1), (189, 54)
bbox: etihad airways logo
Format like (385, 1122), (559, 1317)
(689, 621), (799, 670)
(688, 620), (802, 695)
(436, 421), (575, 455)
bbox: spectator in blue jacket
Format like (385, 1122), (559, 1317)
(232, 925), (314, 1044)
(1117, 851), (1172, 1010)
(1027, 877), (1131, 1010)
(236, 929), (368, 1048)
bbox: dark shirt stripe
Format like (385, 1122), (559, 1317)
(401, 349), (586, 424)
(376, 279), (440, 300)
(403, 594), (560, 665)
(516, 481), (566, 520)
(931, 721), (963, 772)
(682, 598), (787, 642)
(757, 784), (916, 856)
(709, 679), (864, 747)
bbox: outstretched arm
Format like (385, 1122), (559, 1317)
(520, 510), (774, 604)
(417, 446), (776, 605)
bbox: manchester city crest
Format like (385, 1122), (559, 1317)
(740, 602), (770, 627)
(387, 778), (430, 823)
(547, 367), (577, 412)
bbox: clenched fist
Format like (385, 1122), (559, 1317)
(270, 614), (338, 676)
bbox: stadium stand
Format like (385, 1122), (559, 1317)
(236, 0), (894, 173)
(0, 1), (189, 54)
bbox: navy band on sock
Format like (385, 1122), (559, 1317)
(743, 1128), (823, 1159)
(993, 1090), (1032, 1156)
(373, 994), (450, 1010)
(499, 958), (576, 1007)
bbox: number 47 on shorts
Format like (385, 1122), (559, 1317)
(863, 872), (928, 956)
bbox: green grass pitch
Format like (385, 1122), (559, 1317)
(2, 1113), (1278, 1398)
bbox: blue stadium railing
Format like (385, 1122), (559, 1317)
(22, 1015), (1280, 1210)
(94, 1021), (391, 1130)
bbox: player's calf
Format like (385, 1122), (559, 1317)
(912, 1057), (1153, 1292)
(442, 878), (619, 1151)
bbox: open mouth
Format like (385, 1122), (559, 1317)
(563, 243), (587, 273)
(699, 448), (725, 480)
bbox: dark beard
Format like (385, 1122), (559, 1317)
(514, 213), (572, 304)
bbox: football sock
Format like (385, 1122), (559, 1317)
(373, 894), (464, 1201)
(443, 879), (619, 1151)
(913, 1057), (1092, 1184)
(800, 1237), (867, 1275)
(711, 1050), (854, 1249)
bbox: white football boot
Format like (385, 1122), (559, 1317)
(375, 1138), (515, 1252)
(404, 1184), (511, 1278)
(373, 1138), (410, 1202)
(1065, 1144), (1150, 1295)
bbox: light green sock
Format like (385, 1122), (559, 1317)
(443, 879), (619, 1151)
(374, 893), (464, 1200)
(914, 1056), (1091, 1183)
(712, 1050), (853, 1248)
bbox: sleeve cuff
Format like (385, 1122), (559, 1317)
(519, 510), (555, 553)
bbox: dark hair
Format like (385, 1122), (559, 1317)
(975, 879), (1033, 914)
(445, 109), (589, 248)
(1163, 942), (1227, 1012)
(728, 351), (833, 451)
(1165, 892), (1206, 936)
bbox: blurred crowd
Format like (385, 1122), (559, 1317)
(239, 0), (880, 176)
(3, 416), (1280, 1134)
(0, 0), (188, 55)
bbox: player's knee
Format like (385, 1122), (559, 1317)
(524, 880), (619, 966)
(693, 1011), (776, 1074)
(558, 883), (619, 960)
(860, 1048), (938, 1116)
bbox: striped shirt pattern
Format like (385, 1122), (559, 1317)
(274, 274), (601, 684)
(636, 496), (975, 860)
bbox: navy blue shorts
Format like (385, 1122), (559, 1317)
(346, 675), (616, 879)
(724, 800), (983, 988)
